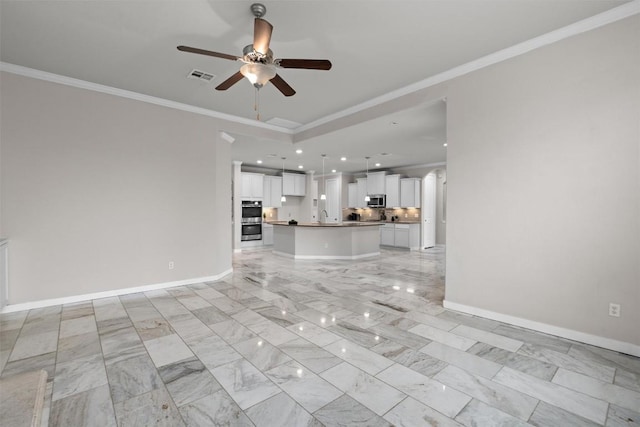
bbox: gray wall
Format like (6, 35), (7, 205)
(445, 15), (639, 347)
(1, 72), (232, 304)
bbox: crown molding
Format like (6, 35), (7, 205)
(0, 62), (294, 135)
(295, 0), (640, 134)
(2, 1), (638, 139)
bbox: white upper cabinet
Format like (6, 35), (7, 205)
(348, 183), (358, 208)
(241, 172), (264, 199)
(356, 178), (367, 208)
(385, 174), (401, 208)
(263, 176), (282, 207)
(400, 178), (421, 208)
(366, 172), (386, 195)
(282, 173), (306, 196)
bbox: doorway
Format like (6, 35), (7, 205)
(422, 169), (446, 249)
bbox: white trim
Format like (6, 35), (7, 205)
(274, 251), (380, 260)
(0, 268), (233, 314)
(295, 1), (640, 134)
(443, 300), (640, 358)
(393, 162), (447, 171)
(0, 62), (293, 135)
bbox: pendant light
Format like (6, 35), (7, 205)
(320, 154), (327, 200)
(280, 157), (286, 203)
(364, 156), (371, 202)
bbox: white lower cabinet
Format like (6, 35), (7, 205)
(380, 223), (420, 249)
(262, 223), (274, 245)
(380, 224), (395, 246)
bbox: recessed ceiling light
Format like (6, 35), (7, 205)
(443, 143), (448, 147)
(298, 165), (304, 169)
(375, 163), (381, 167)
(340, 157), (347, 161)
(295, 149), (302, 154)
(257, 160), (263, 164)
(331, 169), (337, 173)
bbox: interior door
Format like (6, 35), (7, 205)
(326, 178), (340, 223)
(422, 173), (436, 248)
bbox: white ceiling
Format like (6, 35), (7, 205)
(0, 0), (630, 174)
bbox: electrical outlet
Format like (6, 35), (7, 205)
(405, 213), (408, 218)
(168, 261), (174, 270)
(609, 303), (620, 317)
(414, 213), (419, 218)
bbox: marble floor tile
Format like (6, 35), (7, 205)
(233, 336), (292, 371)
(187, 333), (242, 370)
(264, 360), (342, 413)
(167, 316), (212, 344)
(326, 321), (386, 349)
(405, 310), (458, 331)
(0, 350), (9, 373)
(371, 342), (447, 378)
(93, 297), (129, 322)
(192, 305), (230, 325)
(60, 302), (95, 321)
(278, 337), (341, 374)
(467, 342), (558, 381)
(113, 386), (185, 427)
(192, 286), (225, 301)
(99, 326), (146, 366)
(420, 341), (502, 378)
(286, 321), (342, 347)
(434, 365), (539, 420)
(376, 363), (471, 419)
(232, 309), (298, 346)
(493, 366), (608, 424)
(9, 330), (59, 361)
(450, 324), (523, 352)
(210, 319), (257, 345)
(105, 354), (163, 404)
(324, 339), (394, 375)
(383, 397), (464, 427)
(409, 323), (477, 351)
(143, 333), (194, 368)
(313, 394), (392, 427)
(436, 310), (501, 332)
(615, 368), (640, 393)
(255, 306), (305, 328)
(157, 356), (221, 407)
(552, 367), (640, 412)
(367, 323), (431, 350)
(245, 392), (321, 427)
(132, 317), (173, 341)
(492, 324), (572, 353)
(208, 295), (246, 314)
(606, 404), (640, 427)
(321, 362), (406, 415)
(122, 304), (160, 323)
(519, 343), (616, 383)
(0, 351), (57, 380)
(211, 358), (281, 410)
(454, 399), (530, 427)
(49, 384), (116, 427)
(527, 401), (601, 427)
(52, 353), (109, 401)
(55, 331), (102, 363)
(59, 315), (97, 339)
(179, 389), (253, 426)
(0, 328), (20, 351)
(569, 343), (640, 374)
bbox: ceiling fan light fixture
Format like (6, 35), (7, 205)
(240, 62), (276, 88)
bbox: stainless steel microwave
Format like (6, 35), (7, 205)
(367, 195), (386, 208)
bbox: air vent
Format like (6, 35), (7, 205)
(187, 69), (215, 82)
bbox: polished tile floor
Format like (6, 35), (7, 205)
(1, 246), (639, 426)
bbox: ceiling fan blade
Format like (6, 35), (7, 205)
(215, 71), (244, 91)
(270, 74), (296, 97)
(253, 18), (273, 55)
(177, 45), (239, 61)
(277, 58), (332, 70)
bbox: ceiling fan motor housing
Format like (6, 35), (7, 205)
(243, 44), (273, 64)
(251, 3), (266, 18)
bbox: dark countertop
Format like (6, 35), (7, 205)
(269, 221), (384, 227)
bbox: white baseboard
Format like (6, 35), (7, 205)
(443, 300), (640, 358)
(1, 268), (233, 314)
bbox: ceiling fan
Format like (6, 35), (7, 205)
(177, 3), (332, 97)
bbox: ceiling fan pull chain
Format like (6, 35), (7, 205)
(255, 88), (261, 121)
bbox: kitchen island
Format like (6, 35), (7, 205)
(271, 222), (383, 260)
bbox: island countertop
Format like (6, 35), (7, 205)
(268, 221), (384, 227)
